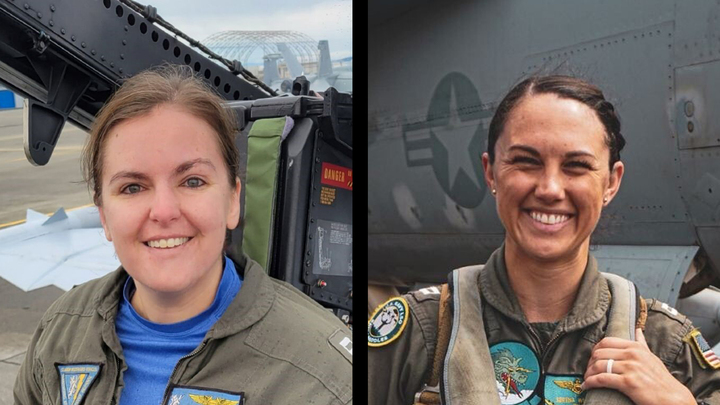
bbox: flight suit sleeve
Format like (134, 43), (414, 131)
(13, 321), (45, 405)
(368, 292), (440, 405)
(643, 299), (720, 404)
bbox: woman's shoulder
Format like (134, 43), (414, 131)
(40, 268), (125, 324)
(245, 277), (352, 401)
(642, 298), (694, 365)
(267, 276), (350, 335)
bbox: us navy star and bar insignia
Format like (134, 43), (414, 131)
(56, 363), (101, 405)
(685, 328), (720, 369)
(368, 297), (409, 347)
(165, 386), (245, 405)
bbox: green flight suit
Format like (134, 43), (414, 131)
(15, 254), (352, 404)
(368, 247), (720, 404)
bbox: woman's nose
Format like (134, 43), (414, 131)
(148, 186), (181, 223)
(534, 168), (565, 202)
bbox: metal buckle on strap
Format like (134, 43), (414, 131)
(414, 384), (440, 403)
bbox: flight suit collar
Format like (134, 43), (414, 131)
(92, 253), (275, 341)
(209, 256), (275, 338)
(478, 245), (611, 332)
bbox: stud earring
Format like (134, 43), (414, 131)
(492, 189), (497, 195)
(603, 196), (608, 203)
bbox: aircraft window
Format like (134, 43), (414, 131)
(334, 77), (352, 93)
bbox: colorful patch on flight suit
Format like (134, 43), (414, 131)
(56, 363), (101, 405)
(490, 342), (542, 405)
(165, 386), (245, 405)
(368, 297), (408, 347)
(544, 375), (585, 405)
(684, 329), (720, 370)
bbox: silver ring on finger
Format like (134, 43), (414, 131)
(606, 358), (614, 374)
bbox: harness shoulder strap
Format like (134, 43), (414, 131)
(584, 273), (641, 405)
(413, 283), (451, 405)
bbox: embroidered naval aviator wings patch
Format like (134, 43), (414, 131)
(684, 329), (720, 369)
(165, 386), (245, 405)
(544, 375), (585, 405)
(56, 363), (101, 405)
(368, 297), (408, 347)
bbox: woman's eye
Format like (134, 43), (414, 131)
(566, 161), (593, 170)
(185, 177), (206, 188)
(121, 184), (143, 194)
(510, 156), (540, 165)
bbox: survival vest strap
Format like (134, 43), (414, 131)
(413, 271), (648, 405)
(413, 283), (452, 405)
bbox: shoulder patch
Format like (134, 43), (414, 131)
(368, 297), (409, 347)
(410, 285), (442, 302)
(683, 329), (720, 370)
(56, 363), (101, 405)
(648, 299), (686, 323)
(328, 328), (352, 363)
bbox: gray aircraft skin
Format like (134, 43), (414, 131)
(368, 0), (720, 344)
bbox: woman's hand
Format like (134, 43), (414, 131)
(582, 328), (696, 405)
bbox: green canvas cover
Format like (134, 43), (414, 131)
(242, 117), (288, 271)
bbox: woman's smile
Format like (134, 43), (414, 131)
(143, 236), (192, 249)
(524, 209), (573, 233)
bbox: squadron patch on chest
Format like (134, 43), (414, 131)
(165, 386), (245, 405)
(684, 328), (720, 370)
(543, 375), (585, 405)
(489, 341), (541, 405)
(367, 297), (408, 347)
(56, 363), (101, 405)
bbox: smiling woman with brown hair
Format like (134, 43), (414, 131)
(368, 75), (720, 405)
(14, 64), (352, 405)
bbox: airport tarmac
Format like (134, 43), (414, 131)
(0, 107), (87, 403)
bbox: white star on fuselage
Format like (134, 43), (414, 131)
(430, 84), (483, 190)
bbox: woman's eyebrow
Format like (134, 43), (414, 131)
(508, 144), (540, 156)
(109, 171), (149, 185)
(508, 145), (596, 159)
(175, 158), (216, 174)
(565, 151), (596, 159)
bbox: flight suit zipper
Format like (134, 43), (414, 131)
(160, 340), (209, 405)
(524, 324), (564, 366)
(541, 332), (563, 366)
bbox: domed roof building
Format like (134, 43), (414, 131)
(203, 30), (351, 93)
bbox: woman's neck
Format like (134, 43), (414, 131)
(504, 242), (588, 323)
(130, 261), (223, 324)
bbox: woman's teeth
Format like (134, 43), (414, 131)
(530, 211), (569, 225)
(147, 237), (189, 249)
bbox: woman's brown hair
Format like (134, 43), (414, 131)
(82, 64), (239, 205)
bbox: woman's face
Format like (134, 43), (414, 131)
(482, 93), (623, 264)
(98, 104), (240, 296)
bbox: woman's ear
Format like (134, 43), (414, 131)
(98, 205), (112, 241)
(604, 161), (625, 205)
(482, 152), (495, 194)
(227, 177), (242, 229)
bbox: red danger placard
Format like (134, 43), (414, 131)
(321, 162), (352, 190)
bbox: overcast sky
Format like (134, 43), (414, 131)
(143, 0), (353, 62)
